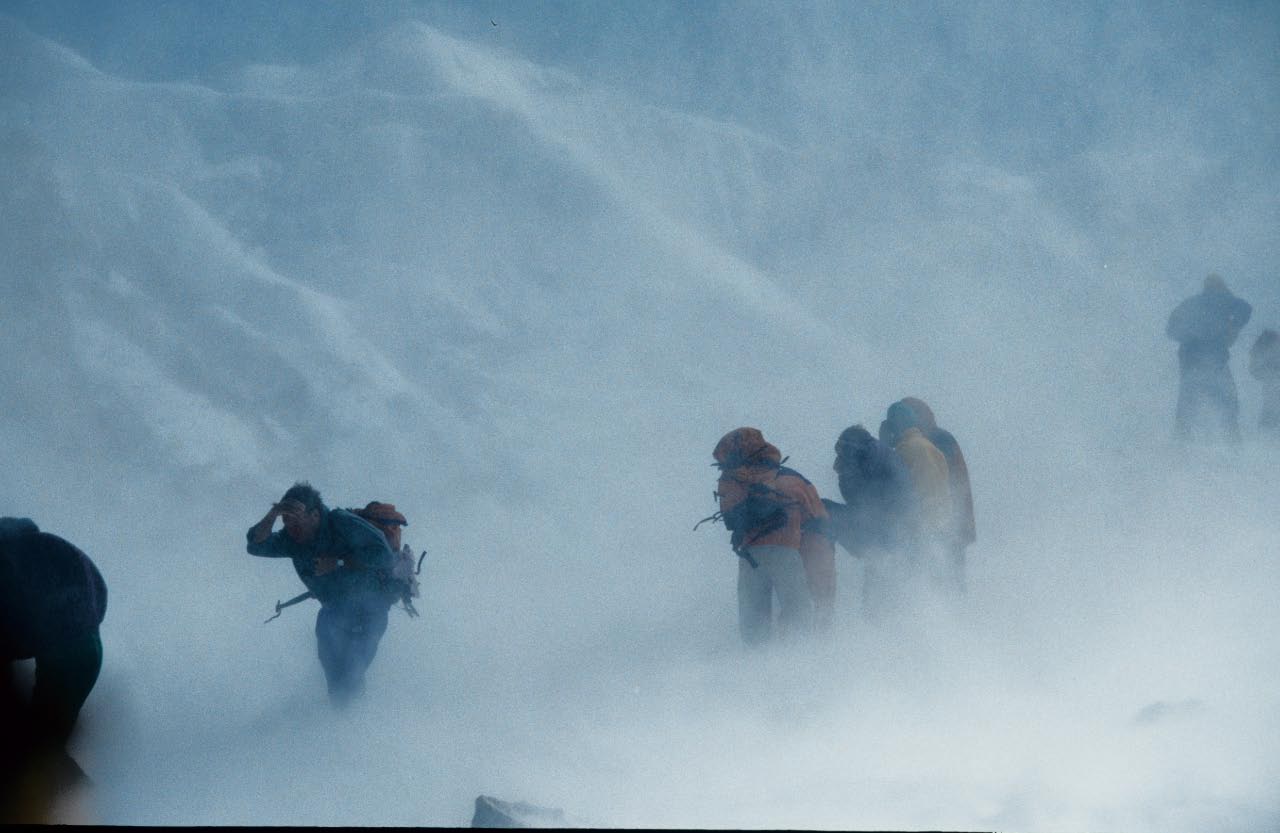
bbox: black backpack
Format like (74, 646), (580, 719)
(695, 469), (802, 568)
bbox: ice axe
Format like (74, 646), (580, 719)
(264, 590), (315, 623)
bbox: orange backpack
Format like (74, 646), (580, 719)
(349, 502), (424, 617)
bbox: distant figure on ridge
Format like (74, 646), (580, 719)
(1, 518), (106, 823)
(246, 483), (398, 705)
(708, 428), (828, 645)
(1166, 274), (1252, 444)
(1249, 329), (1280, 439)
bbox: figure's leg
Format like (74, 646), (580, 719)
(1178, 364), (1221, 443)
(861, 551), (887, 621)
(342, 604), (390, 699)
(764, 547), (814, 639)
(1261, 385), (1280, 435)
(30, 632), (102, 746)
(798, 537), (836, 632)
(1175, 370), (1195, 441)
(2, 661), (28, 806)
(863, 546), (914, 621)
(737, 556), (772, 646)
(315, 606), (348, 703)
(3, 644), (97, 825)
(1219, 369), (1241, 444)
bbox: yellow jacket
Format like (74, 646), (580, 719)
(894, 428), (952, 543)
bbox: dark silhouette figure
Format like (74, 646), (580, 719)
(1166, 274), (1252, 444)
(829, 425), (913, 555)
(826, 425), (914, 620)
(1, 518), (106, 823)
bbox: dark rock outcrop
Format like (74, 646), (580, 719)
(472, 795), (569, 828)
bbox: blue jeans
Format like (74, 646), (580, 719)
(315, 600), (389, 705)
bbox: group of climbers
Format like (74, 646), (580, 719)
(4, 271), (1272, 818)
(702, 270), (1272, 648)
(706, 398), (975, 645)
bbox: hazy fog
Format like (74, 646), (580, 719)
(2, 1), (1277, 828)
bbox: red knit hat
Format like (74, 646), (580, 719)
(712, 427), (782, 470)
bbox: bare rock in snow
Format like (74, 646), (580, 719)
(471, 795), (571, 828)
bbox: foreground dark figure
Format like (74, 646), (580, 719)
(1, 517), (106, 822)
(247, 483), (397, 705)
